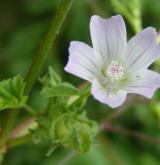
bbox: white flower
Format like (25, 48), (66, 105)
(64, 15), (160, 108)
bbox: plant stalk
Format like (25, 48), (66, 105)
(24, 0), (73, 95)
(0, 0), (73, 153)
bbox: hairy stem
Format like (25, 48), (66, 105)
(7, 134), (32, 148)
(24, 0), (73, 95)
(0, 109), (19, 149)
(0, 0), (73, 153)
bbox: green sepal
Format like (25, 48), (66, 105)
(0, 75), (28, 111)
(37, 67), (96, 153)
(50, 112), (98, 153)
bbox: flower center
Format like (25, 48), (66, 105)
(106, 61), (124, 82)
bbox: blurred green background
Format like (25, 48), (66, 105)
(0, 0), (160, 164)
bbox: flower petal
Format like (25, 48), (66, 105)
(64, 41), (97, 82)
(127, 27), (160, 72)
(91, 79), (127, 108)
(123, 69), (160, 98)
(90, 15), (127, 65)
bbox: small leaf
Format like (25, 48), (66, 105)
(41, 67), (61, 86)
(0, 75), (28, 111)
(67, 83), (91, 109)
(41, 82), (77, 97)
(41, 67), (78, 98)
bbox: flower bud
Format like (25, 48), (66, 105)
(50, 112), (97, 153)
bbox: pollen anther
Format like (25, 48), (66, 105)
(106, 61), (124, 82)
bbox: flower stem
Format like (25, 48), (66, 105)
(7, 134), (32, 148)
(0, 109), (19, 149)
(101, 123), (160, 144)
(23, 104), (36, 115)
(24, 0), (73, 95)
(0, 0), (73, 154)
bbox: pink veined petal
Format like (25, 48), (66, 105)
(127, 27), (160, 72)
(91, 79), (127, 108)
(64, 41), (97, 82)
(123, 69), (160, 98)
(90, 15), (127, 65)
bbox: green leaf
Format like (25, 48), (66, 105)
(41, 67), (77, 97)
(41, 82), (77, 97)
(67, 83), (91, 110)
(0, 75), (28, 111)
(111, 0), (141, 33)
(41, 67), (61, 86)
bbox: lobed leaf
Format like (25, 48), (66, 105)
(41, 67), (77, 97)
(41, 82), (77, 97)
(0, 75), (28, 111)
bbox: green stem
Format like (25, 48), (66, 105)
(7, 134), (32, 148)
(0, 109), (19, 148)
(24, 104), (36, 115)
(0, 0), (73, 152)
(24, 0), (73, 95)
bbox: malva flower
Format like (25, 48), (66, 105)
(64, 15), (160, 108)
